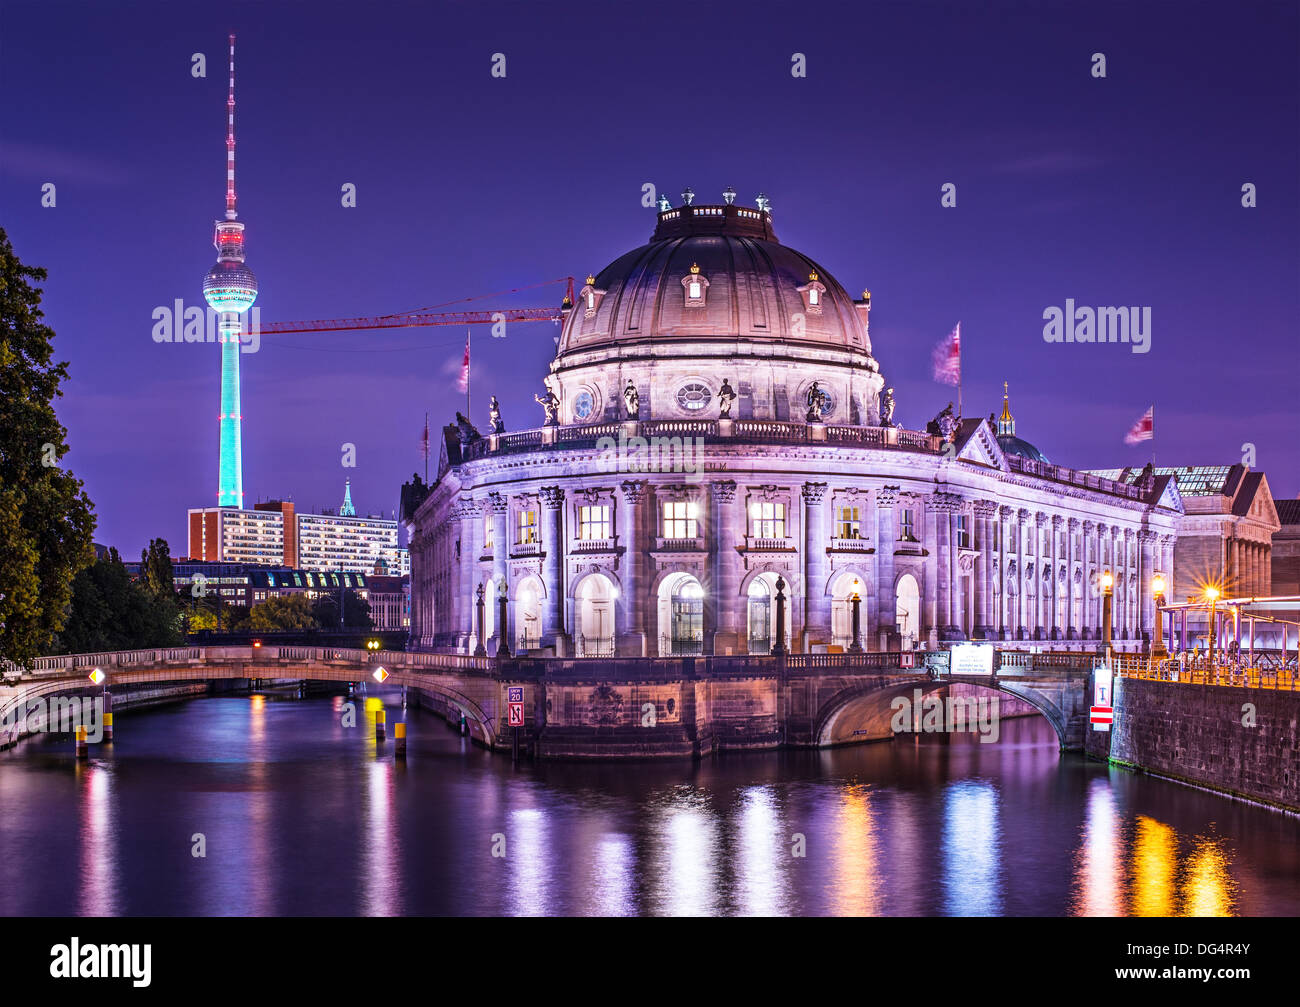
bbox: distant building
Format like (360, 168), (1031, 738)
(367, 572), (410, 631)
(1272, 498), (1300, 597)
(154, 560), (370, 610)
(187, 479), (408, 575)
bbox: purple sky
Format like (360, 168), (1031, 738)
(3, 0), (1297, 558)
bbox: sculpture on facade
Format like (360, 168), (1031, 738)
(805, 381), (830, 422)
(879, 386), (896, 427)
(454, 411), (480, 445)
(488, 396), (505, 434)
(928, 402), (958, 440)
(534, 381), (559, 426)
(624, 380), (640, 419)
(717, 378), (737, 418)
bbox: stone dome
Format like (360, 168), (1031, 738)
(545, 195), (884, 427)
(557, 201), (874, 358)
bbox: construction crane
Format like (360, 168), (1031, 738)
(258, 277), (575, 335)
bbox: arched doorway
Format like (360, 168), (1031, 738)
(658, 572), (704, 655)
(830, 572), (868, 650)
(515, 577), (543, 651)
(895, 573), (920, 649)
(747, 579), (771, 654)
(576, 573), (615, 656)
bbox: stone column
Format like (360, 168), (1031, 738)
(1066, 518), (1080, 640)
(924, 498), (941, 647)
(973, 500), (997, 639)
(487, 492), (508, 648)
(619, 479), (646, 656)
(707, 480), (739, 654)
(539, 487), (567, 652)
(802, 482), (830, 650)
(876, 487), (898, 650)
(932, 494), (958, 639)
(1016, 508), (1030, 639)
(1139, 529), (1156, 643)
(1082, 521), (1095, 639)
(1044, 515), (1058, 641)
(1122, 529), (1135, 639)
(457, 498), (479, 650)
(999, 505), (1014, 639)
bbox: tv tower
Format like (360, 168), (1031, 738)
(202, 33), (258, 508)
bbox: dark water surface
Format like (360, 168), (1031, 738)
(1, 691), (1297, 916)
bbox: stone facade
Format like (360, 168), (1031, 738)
(408, 199), (1184, 658)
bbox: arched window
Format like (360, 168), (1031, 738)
(895, 573), (920, 648)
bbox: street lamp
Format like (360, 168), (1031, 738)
(473, 583), (487, 657)
(1205, 585), (1220, 669)
(1100, 569), (1114, 652)
(496, 580), (511, 658)
(1151, 573), (1167, 658)
(848, 583), (863, 654)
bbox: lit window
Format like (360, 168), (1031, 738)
(836, 505), (860, 539)
(956, 515), (969, 548)
(681, 265), (709, 307)
(661, 501), (699, 539)
(518, 509), (538, 545)
(900, 508), (916, 541)
(749, 501), (786, 539)
(688, 281), (701, 299)
(578, 505), (611, 540)
(586, 291), (594, 309)
(484, 514), (494, 550)
(676, 382), (711, 412)
(809, 288), (819, 306)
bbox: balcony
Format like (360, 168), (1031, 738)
(744, 537), (794, 552)
(829, 536), (871, 552)
(654, 536), (706, 552)
(511, 541), (542, 557)
(572, 537), (617, 554)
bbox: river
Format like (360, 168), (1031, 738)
(1, 689), (1296, 916)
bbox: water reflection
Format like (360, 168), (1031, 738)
(942, 781), (1002, 916)
(77, 763), (117, 916)
(0, 695), (1291, 916)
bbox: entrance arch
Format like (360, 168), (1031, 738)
(575, 573), (615, 656)
(740, 570), (792, 654)
(515, 576), (544, 651)
(658, 572), (704, 655)
(830, 571), (868, 650)
(895, 573), (920, 649)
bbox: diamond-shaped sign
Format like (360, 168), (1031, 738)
(372, 667), (389, 683)
(88, 669), (105, 685)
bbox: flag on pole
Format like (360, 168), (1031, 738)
(1124, 405), (1154, 444)
(932, 323), (961, 386)
(457, 332), (470, 394)
(420, 413), (429, 461)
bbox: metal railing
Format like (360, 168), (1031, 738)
(660, 636), (704, 656)
(1122, 661), (1300, 691)
(576, 636), (615, 658)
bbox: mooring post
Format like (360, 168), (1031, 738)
(394, 721), (406, 757)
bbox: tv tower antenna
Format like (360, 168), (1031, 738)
(202, 32), (259, 508)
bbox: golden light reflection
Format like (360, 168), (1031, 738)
(831, 785), (880, 916)
(506, 807), (551, 916)
(1129, 815), (1176, 917)
(361, 758), (403, 916)
(1180, 837), (1236, 917)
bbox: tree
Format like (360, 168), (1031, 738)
(57, 548), (180, 653)
(140, 538), (176, 597)
(248, 594), (316, 632)
(0, 228), (97, 666)
(311, 590), (372, 631)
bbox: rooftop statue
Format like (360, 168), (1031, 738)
(624, 380), (640, 419)
(717, 378), (737, 418)
(534, 382), (559, 426)
(488, 395), (505, 434)
(805, 381), (829, 422)
(879, 386), (896, 428)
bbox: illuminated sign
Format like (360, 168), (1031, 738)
(949, 643), (994, 676)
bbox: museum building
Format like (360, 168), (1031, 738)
(405, 194), (1184, 657)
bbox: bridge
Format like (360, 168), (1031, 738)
(1, 645), (1109, 758)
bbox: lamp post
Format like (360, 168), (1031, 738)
(1151, 573), (1167, 659)
(1100, 569), (1114, 652)
(849, 590), (863, 653)
(496, 581), (511, 658)
(474, 583), (487, 657)
(773, 576), (787, 657)
(1205, 585), (1219, 671)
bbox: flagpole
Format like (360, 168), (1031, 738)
(423, 411), (429, 482)
(957, 322), (963, 419)
(1151, 404), (1156, 469)
(466, 329), (471, 422)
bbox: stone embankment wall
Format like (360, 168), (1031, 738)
(1104, 675), (1299, 814)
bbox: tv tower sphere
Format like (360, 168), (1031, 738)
(203, 254), (258, 315)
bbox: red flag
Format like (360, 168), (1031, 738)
(1124, 405), (1154, 444)
(932, 323), (961, 386)
(457, 332), (470, 394)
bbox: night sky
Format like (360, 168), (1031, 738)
(3, 0), (1297, 558)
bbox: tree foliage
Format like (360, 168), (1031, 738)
(57, 548), (182, 654)
(248, 594), (316, 632)
(311, 590), (372, 631)
(0, 228), (97, 665)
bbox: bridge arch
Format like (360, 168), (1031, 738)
(812, 677), (1068, 749)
